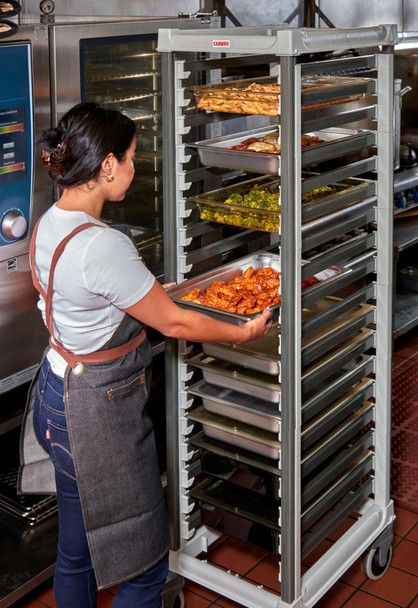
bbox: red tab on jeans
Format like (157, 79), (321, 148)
(46, 429), (50, 440)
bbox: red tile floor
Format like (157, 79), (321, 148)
(13, 331), (418, 608)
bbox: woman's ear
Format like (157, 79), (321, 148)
(101, 153), (115, 182)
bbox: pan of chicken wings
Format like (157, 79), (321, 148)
(166, 252), (345, 326)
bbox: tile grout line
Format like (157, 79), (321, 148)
(344, 588), (406, 608)
(361, 584), (414, 608)
(336, 582), (359, 608)
(406, 592), (418, 608)
(387, 562), (418, 579)
(182, 582), (222, 606)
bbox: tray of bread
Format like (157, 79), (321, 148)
(189, 75), (372, 116)
(192, 125), (373, 173)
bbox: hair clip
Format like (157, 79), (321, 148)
(41, 150), (51, 167)
(48, 141), (69, 176)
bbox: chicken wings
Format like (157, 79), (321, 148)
(181, 265), (319, 315)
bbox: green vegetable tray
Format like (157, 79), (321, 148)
(188, 174), (348, 233)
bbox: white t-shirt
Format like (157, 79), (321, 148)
(33, 204), (155, 377)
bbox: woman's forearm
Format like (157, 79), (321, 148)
(123, 280), (272, 344)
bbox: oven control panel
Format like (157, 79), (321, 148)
(0, 43), (32, 246)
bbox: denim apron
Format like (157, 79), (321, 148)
(18, 221), (171, 590)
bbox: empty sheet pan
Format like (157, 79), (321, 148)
(190, 477), (281, 532)
(187, 353), (281, 403)
(188, 379), (280, 431)
(202, 327), (280, 375)
(189, 431), (280, 475)
(189, 329), (373, 405)
(201, 300), (373, 375)
(188, 405), (281, 460)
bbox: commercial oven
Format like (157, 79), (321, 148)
(0, 24), (51, 399)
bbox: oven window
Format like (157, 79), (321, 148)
(80, 35), (163, 273)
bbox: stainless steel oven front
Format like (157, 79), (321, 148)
(0, 25), (51, 396)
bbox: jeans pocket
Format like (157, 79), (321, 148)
(106, 371), (148, 401)
(48, 420), (77, 481)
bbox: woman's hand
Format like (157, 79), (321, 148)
(242, 308), (273, 342)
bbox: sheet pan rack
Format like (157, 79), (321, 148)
(160, 23), (396, 608)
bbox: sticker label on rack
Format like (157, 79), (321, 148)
(213, 40), (230, 48)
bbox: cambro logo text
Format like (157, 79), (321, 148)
(213, 40), (230, 47)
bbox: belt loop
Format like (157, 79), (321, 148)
(40, 360), (50, 394)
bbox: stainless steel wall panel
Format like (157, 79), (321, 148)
(21, 0), (199, 19)
(395, 51), (418, 132)
(404, 0), (418, 32)
(225, 0), (299, 26)
(319, 0), (404, 30)
(21, 0), (298, 24)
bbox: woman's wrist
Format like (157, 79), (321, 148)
(235, 322), (252, 343)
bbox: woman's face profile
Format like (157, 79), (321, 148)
(109, 136), (136, 201)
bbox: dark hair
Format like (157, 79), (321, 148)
(38, 102), (136, 187)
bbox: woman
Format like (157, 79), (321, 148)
(18, 102), (272, 608)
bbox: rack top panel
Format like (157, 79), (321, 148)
(157, 24), (398, 56)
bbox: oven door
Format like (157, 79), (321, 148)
(49, 17), (212, 275)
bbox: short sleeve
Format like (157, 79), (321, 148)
(81, 227), (155, 309)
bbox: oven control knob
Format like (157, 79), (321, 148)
(1, 211), (28, 239)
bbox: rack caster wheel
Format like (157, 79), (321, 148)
(172, 591), (185, 608)
(162, 572), (185, 608)
(361, 544), (392, 580)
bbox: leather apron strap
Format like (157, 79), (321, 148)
(30, 216), (146, 370)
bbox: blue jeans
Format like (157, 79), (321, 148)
(33, 358), (169, 608)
